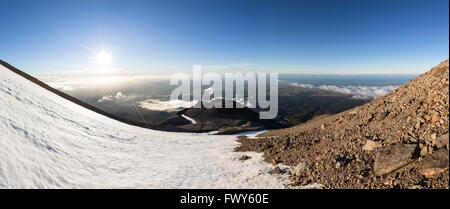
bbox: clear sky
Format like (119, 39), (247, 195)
(1, 0), (448, 75)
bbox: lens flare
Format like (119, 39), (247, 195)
(95, 51), (112, 66)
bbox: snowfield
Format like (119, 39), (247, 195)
(0, 65), (289, 189)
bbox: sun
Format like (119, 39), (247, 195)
(95, 51), (112, 66)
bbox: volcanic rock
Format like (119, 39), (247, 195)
(373, 144), (417, 175)
(418, 148), (449, 178)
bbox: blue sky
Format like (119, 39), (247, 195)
(0, 0), (448, 75)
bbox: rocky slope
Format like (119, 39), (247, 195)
(236, 60), (449, 189)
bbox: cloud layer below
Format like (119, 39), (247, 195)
(98, 92), (127, 103)
(37, 68), (168, 91)
(289, 82), (399, 99)
(138, 99), (198, 112)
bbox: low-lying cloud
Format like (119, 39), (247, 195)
(289, 82), (399, 99)
(37, 68), (168, 91)
(98, 92), (127, 102)
(138, 99), (198, 112)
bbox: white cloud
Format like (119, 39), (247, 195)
(289, 82), (399, 99)
(37, 68), (168, 91)
(289, 82), (314, 89)
(98, 92), (127, 103)
(137, 99), (198, 112)
(203, 87), (215, 96)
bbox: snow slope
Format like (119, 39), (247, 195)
(0, 65), (288, 188)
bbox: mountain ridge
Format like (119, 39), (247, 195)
(236, 59), (449, 188)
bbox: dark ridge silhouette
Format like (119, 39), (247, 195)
(159, 99), (284, 134)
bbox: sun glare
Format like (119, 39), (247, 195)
(95, 51), (112, 66)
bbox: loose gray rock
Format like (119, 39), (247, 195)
(420, 146), (428, 157)
(272, 166), (282, 174)
(418, 148), (449, 178)
(362, 140), (381, 151)
(434, 133), (449, 149)
(349, 108), (359, 115)
(272, 159), (279, 165)
(373, 144), (417, 175)
(335, 162), (341, 169)
(291, 162), (306, 176)
(239, 155), (251, 161)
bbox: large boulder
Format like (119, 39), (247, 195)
(373, 144), (417, 175)
(418, 148), (449, 178)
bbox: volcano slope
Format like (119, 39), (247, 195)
(236, 60), (449, 189)
(0, 61), (289, 189)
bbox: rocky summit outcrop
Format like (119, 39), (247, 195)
(236, 60), (449, 189)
